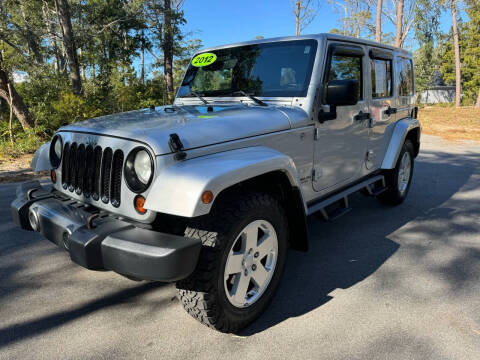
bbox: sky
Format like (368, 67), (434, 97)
(141, 0), (458, 75)
(179, 0), (457, 48)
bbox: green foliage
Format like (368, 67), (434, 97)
(462, 0), (480, 104)
(0, 70), (172, 156)
(0, 0), (201, 157)
(438, 20), (478, 104)
(52, 91), (100, 126)
(414, 0), (480, 105)
(0, 123), (47, 157)
(439, 28), (462, 87)
(413, 0), (442, 92)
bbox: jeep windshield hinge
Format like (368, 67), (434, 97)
(169, 133), (187, 161)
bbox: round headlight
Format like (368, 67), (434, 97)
(49, 135), (63, 168)
(134, 150), (152, 184)
(124, 147), (154, 193)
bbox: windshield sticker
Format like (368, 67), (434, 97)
(197, 115), (218, 119)
(192, 53), (217, 67)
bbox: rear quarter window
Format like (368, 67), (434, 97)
(371, 58), (393, 98)
(397, 58), (414, 96)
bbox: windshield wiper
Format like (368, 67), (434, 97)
(233, 90), (268, 107)
(190, 91), (209, 105)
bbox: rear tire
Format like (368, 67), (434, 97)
(176, 192), (288, 333)
(378, 139), (415, 205)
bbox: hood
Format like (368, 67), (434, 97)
(58, 104), (298, 155)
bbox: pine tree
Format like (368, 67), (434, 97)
(413, 0), (441, 91)
(463, 0), (480, 107)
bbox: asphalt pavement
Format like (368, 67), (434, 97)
(0, 134), (479, 360)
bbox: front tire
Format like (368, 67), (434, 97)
(378, 139), (415, 205)
(176, 192), (288, 333)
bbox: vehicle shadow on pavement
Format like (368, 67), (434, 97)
(242, 149), (479, 335)
(0, 281), (166, 347)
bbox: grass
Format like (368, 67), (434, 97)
(418, 106), (480, 142)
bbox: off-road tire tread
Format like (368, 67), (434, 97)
(176, 192), (287, 333)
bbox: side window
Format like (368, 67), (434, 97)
(371, 58), (392, 98)
(398, 58), (414, 96)
(327, 54), (363, 100)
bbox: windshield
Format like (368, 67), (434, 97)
(177, 39), (318, 98)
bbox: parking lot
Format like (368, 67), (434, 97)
(1, 134), (479, 360)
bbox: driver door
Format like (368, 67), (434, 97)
(312, 42), (370, 192)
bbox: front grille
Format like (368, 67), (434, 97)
(61, 142), (123, 206)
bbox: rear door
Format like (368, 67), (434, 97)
(312, 42), (370, 191)
(366, 47), (396, 170)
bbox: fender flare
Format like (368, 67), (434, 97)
(381, 118), (420, 169)
(30, 142), (51, 172)
(143, 146), (304, 218)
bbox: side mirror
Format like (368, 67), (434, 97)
(326, 79), (359, 106)
(318, 79), (359, 122)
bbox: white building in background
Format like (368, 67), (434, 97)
(417, 71), (460, 104)
(418, 86), (456, 104)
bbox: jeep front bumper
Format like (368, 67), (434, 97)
(10, 181), (201, 282)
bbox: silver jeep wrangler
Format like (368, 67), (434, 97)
(11, 33), (420, 332)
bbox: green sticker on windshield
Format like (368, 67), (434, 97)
(197, 115), (218, 119)
(192, 53), (217, 67)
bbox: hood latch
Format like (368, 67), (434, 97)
(169, 133), (187, 161)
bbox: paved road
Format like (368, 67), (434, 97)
(1, 134), (479, 360)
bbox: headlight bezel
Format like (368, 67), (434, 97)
(49, 135), (63, 169)
(124, 147), (154, 193)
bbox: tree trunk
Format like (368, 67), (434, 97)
(51, 39), (60, 73)
(54, 0), (66, 72)
(475, 88), (480, 108)
(79, 48), (86, 81)
(0, 68), (34, 130)
(140, 28), (145, 85)
(43, 0), (60, 72)
(451, 0), (461, 107)
(20, 4), (43, 64)
(140, 48), (145, 85)
(163, 0), (174, 99)
(56, 0), (82, 95)
(7, 82), (14, 145)
(395, 0), (404, 47)
(376, 0), (383, 42)
(295, 0), (301, 36)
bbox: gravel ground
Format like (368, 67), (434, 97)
(0, 134), (479, 360)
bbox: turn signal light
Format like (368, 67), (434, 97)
(51, 169), (57, 183)
(134, 195), (147, 214)
(201, 190), (214, 204)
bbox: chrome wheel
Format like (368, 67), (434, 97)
(224, 220), (278, 308)
(397, 151), (412, 195)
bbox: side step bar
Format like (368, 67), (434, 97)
(307, 175), (386, 221)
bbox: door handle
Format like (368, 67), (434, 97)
(384, 106), (397, 116)
(354, 111), (371, 122)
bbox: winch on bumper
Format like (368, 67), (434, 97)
(10, 181), (201, 282)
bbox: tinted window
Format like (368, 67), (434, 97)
(398, 58), (414, 96)
(327, 55), (363, 100)
(371, 58), (392, 98)
(178, 40), (318, 98)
